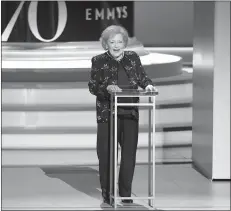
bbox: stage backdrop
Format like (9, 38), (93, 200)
(1, 1), (134, 42)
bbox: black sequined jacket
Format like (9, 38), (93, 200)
(88, 50), (154, 123)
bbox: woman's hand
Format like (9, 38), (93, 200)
(145, 85), (158, 92)
(106, 85), (122, 92)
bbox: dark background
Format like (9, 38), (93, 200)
(1, 1), (134, 42)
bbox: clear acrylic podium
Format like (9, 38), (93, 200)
(108, 89), (158, 209)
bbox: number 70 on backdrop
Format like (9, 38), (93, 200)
(1, 1), (134, 42)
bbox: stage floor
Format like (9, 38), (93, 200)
(2, 162), (230, 210)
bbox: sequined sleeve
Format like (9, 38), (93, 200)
(88, 57), (109, 101)
(134, 53), (155, 89)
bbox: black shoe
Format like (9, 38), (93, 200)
(102, 189), (111, 205)
(103, 197), (110, 204)
(102, 189), (109, 203)
(122, 199), (133, 204)
(103, 195), (114, 205)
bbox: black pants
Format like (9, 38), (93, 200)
(97, 115), (139, 197)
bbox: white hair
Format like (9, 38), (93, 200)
(100, 25), (129, 50)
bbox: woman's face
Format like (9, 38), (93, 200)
(107, 33), (125, 59)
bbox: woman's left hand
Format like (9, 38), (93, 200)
(145, 85), (158, 92)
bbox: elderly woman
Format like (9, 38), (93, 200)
(88, 25), (156, 205)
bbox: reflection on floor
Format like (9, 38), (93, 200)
(2, 163), (230, 210)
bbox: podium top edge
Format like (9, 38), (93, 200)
(109, 90), (159, 96)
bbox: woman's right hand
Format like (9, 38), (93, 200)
(106, 85), (122, 92)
